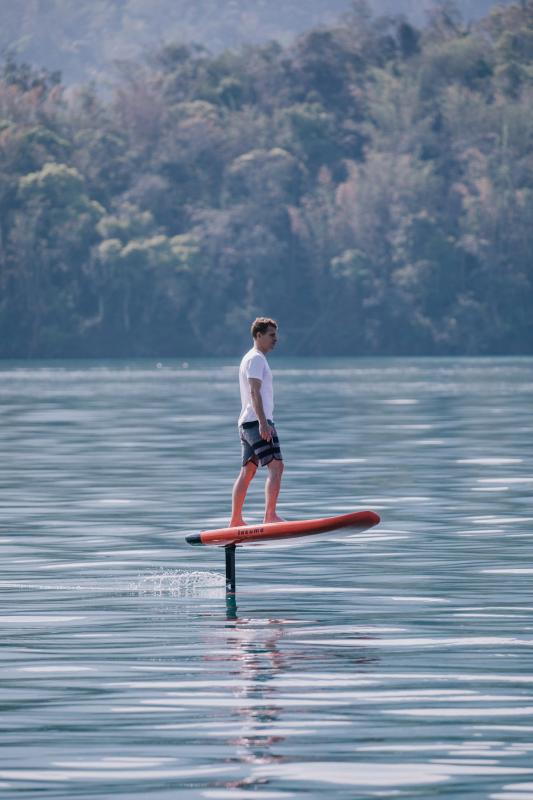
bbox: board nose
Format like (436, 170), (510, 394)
(185, 533), (203, 545)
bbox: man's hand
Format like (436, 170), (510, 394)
(259, 421), (274, 441)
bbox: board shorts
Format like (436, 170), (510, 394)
(239, 420), (283, 468)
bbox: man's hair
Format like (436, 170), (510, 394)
(251, 317), (277, 338)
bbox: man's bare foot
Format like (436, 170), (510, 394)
(264, 514), (285, 524)
(229, 518), (247, 528)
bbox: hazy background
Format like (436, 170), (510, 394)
(1, 1), (517, 84)
(1, 0), (531, 357)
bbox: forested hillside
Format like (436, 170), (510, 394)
(1, 0), (515, 84)
(1, 2), (532, 356)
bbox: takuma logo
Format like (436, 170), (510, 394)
(237, 527), (264, 536)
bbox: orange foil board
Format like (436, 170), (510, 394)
(186, 510), (380, 547)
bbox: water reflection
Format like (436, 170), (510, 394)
(219, 616), (288, 773)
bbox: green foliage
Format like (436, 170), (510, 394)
(225, 147), (303, 203)
(0, 2), (532, 356)
(96, 204), (155, 243)
(419, 36), (494, 97)
(19, 162), (83, 203)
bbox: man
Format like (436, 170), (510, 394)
(230, 317), (284, 527)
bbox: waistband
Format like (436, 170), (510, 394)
(241, 419), (274, 429)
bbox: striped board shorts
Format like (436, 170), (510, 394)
(239, 420), (283, 468)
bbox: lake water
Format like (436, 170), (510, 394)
(1, 356), (533, 800)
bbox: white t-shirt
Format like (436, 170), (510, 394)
(238, 347), (274, 425)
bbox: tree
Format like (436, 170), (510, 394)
(3, 162), (103, 355)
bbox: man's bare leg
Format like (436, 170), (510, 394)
(230, 461), (257, 527)
(264, 458), (284, 523)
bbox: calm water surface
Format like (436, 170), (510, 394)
(1, 356), (533, 799)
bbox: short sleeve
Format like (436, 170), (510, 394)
(245, 353), (265, 381)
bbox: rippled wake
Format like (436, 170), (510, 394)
(0, 570), (225, 597)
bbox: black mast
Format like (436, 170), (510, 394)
(225, 544), (236, 593)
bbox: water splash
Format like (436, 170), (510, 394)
(131, 569), (225, 597)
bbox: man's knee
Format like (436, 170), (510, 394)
(242, 461), (257, 481)
(268, 459), (284, 478)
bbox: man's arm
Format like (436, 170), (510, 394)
(249, 378), (273, 441)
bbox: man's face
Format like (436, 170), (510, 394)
(256, 325), (278, 352)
